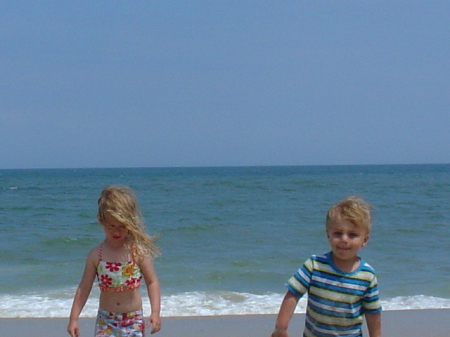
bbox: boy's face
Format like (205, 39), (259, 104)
(326, 217), (369, 267)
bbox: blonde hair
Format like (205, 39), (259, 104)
(97, 185), (160, 261)
(326, 196), (373, 233)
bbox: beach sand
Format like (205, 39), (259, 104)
(1, 309), (449, 336)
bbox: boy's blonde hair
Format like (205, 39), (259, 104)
(97, 185), (160, 260)
(326, 196), (373, 233)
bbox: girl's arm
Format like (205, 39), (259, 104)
(67, 249), (97, 337)
(140, 256), (161, 334)
(365, 312), (382, 337)
(271, 291), (300, 337)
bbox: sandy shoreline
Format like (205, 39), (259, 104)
(1, 309), (449, 336)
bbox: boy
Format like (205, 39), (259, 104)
(271, 196), (382, 337)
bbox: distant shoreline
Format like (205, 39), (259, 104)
(1, 162), (450, 171)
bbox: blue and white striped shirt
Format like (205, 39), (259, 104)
(287, 252), (382, 337)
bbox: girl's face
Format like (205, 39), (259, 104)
(326, 217), (369, 271)
(100, 213), (129, 243)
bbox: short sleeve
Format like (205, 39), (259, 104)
(363, 275), (382, 313)
(286, 257), (313, 298)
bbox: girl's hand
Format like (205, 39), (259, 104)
(271, 328), (289, 337)
(67, 320), (80, 337)
(146, 313), (161, 334)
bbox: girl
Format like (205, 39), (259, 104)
(68, 186), (161, 337)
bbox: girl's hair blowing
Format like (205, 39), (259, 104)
(97, 185), (160, 260)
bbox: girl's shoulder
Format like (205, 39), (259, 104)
(129, 241), (154, 261)
(132, 244), (148, 265)
(86, 244), (101, 264)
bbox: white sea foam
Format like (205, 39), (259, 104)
(1, 290), (449, 318)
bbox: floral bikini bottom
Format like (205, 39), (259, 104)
(95, 308), (144, 337)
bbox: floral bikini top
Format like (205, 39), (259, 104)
(96, 244), (142, 292)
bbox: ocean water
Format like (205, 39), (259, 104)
(0, 164), (449, 318)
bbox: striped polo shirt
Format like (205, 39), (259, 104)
(287, 252), (382, 337)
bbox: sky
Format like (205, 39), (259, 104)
(1, 1), (449, 169)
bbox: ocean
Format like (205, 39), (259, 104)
(0, 164), (449, 318)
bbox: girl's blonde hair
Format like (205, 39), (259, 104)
(97, 185), (160, 261)
(326, 196), (373, 233)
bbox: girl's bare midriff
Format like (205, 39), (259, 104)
(99, 288), (143, 313)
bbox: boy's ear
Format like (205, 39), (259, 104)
(362, 235), (370, 247)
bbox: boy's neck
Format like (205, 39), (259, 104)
(331, 252), (361, 273)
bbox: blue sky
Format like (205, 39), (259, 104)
(1, 1), (449, 169)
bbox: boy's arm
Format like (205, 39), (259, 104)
(365, 312), (381, 337)
(271, 291), (300, 337)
